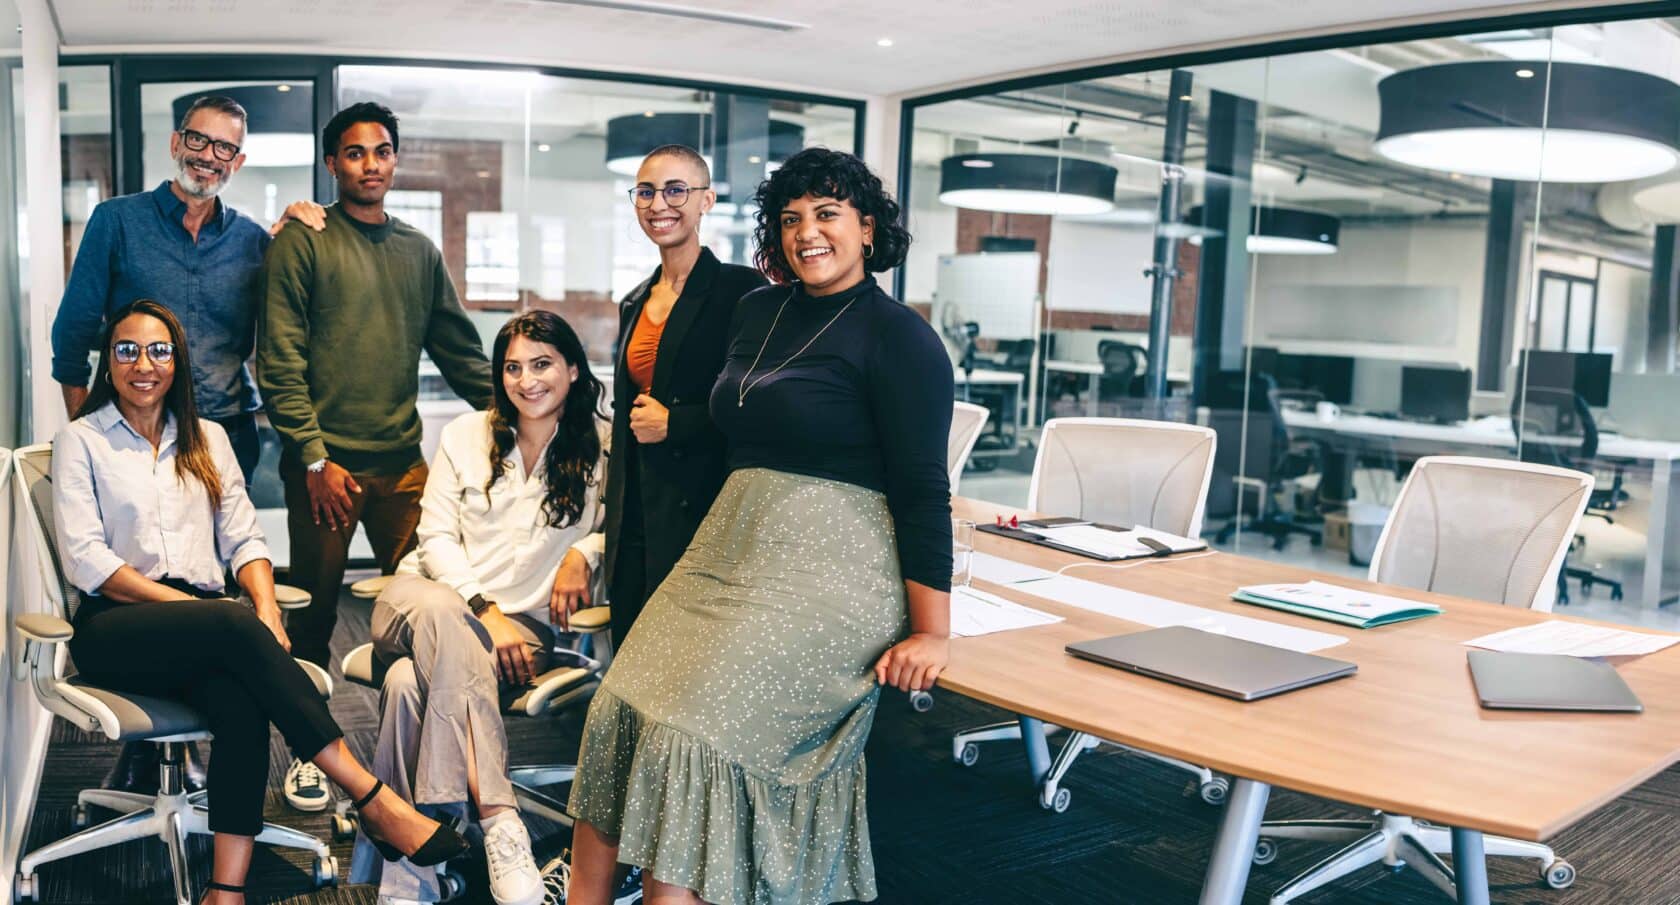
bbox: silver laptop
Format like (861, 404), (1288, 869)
(1065, 626), (1358, 701)
(1468, 650), (1643, 713)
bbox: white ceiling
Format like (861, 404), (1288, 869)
(32, 0), (1619, 98)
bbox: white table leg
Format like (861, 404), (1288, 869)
(1644, 460), (1673, 609)
(1086, 372), (1100, 417)
(1199, 777), (1270, 905)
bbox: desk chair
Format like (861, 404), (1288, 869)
(9, 445), (337, 905)
(1096, 340), (1148, 404)
(1258, 455), (1590, 902)
(336, 575), (606, 897)
(1211, 377), (1323, 550)
(948, 401), (990, 493)
(950, 418), (1226, 811)
(1513, 388), (1627, 602)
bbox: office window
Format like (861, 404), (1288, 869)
(386, 189), (444, 250)
(902, 14), (1680, 623)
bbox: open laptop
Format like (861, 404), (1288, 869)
(1468, 650), (1643, 713)
(1065, 626), (1358, 701)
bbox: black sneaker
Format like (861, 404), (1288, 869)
(612, 866), (643, 904)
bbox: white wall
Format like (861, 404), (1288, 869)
(1248, 221), (1487, 375)
(903, 162), (955, 306)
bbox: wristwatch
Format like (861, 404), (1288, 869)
(468, 594), (495, 617)
(307, 457), (328, 474)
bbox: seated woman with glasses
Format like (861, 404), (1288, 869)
(52, 299), (468, 905)
(603, 144), (767, 651)
(350, 310), (609, 905)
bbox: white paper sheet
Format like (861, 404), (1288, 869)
(1463, 621), (1680, 658)
(1014, 575), (1347, 653)
(970, 552), (1056, 586)
(1026, 524), (1205, 559)
(950, 586), (1065, 637)
(1238, 581), (1441, 621)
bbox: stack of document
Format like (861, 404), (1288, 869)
(1464, 621), (1680, 658)
(1233, 581), (1442, 628)
(1023, 524), (1206, 560)
(951, 586), (1064, 637)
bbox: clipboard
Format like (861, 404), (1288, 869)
(978, 517), (1200, 562)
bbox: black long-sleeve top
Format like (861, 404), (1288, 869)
(710, 276), (954, 591)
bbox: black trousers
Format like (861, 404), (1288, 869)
(70, 591), (342, 836)
(609, 459), (651, 649)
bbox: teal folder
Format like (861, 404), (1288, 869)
(1232, 581), (1442, 629)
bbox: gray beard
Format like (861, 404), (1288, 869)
(175, 158), (226, 199)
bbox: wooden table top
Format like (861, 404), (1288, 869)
(941, 498), (1680, 841)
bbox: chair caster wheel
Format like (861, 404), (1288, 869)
(909, 691), (934, 713)
(439, 869), (468, 901)
(71, 804), (91, 829)
(1199, 777), (1229, 805)
(957, 743), (980, 767)
(1544, 859), (1576, 889)
(1611, 588), (1624, 602)
(331, 813), (357, 841)
(1040, 786), (1071, 813)
(313, 854), (338, 888)
(14, 871), (38, 903)
(1253, 838), (1278, 866)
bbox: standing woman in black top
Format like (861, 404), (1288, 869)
(605, 144), (768, 647)
(565, 148), (953, 905)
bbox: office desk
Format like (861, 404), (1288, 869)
(954, 368), (1024, 456)
(1281, 409), (1680, 609)
(1044, 359), (1103, 416)
(942, 497), (1680, 905)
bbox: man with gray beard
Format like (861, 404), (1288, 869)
(48, 94), (328, 809)
(52, 94), (324, 482)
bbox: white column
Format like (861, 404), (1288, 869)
(19, 0), (64, 443)
(861, 94), (902, 196)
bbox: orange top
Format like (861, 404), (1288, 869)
(625, 303), (667, 393)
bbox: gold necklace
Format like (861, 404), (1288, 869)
(737, 288), (856, 407)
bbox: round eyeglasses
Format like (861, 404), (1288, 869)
(179, 128), (242, 162)
(629, 184), (709, 209)
(112, 340), (176, 366)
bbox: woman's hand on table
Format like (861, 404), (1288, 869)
(874, 632), (949, 693)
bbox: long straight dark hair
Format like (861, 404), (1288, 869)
(78, 299), (223, 508)
(487, 310), (606, 527)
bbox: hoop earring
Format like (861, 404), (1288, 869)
(863, 243), (874, 260)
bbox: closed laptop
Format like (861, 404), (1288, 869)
(1468, 650), (1643, 712)
(1065, 625), (1358, 701)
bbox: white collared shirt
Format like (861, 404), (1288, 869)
(398, 410), (607, 618)
(52, 403), (270, 596)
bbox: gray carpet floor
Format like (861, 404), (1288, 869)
(18, 591), (1680, 904)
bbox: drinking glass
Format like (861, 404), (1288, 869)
(952, 518), (976, 588)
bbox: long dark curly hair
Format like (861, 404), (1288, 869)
(751, 146), (912, 285)
(486, 310), (605, 528)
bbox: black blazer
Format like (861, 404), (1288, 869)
(602, 247), (767, 592)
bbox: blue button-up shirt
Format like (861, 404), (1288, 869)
(51, 181), (271, 419)
(51, 403), (270, 597)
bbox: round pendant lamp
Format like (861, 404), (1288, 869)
(1373, 61), (1680, 183)
(171, 84), (314, 168)
(1187, 205), (1340, 255)
(938, 153), (1117, 215)
(604, 112), (803, 176)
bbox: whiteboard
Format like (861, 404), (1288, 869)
(933, 252), (1040, 341)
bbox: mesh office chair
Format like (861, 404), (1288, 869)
(9, 444), (337, 905)
(950, 418), (1229, 811)
(1096, 340), (1148, 404)
(1212, 376), (1323, 549)
(1513, 387), (1626, 602)
(1257, 455), (1590, 903)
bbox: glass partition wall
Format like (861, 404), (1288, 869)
(903, 13), (1680, 628)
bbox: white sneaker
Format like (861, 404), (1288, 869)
(483, 813), (544, 905)
(283, 757), (330, 812)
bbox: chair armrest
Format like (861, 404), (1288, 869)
(350, 574), (396, 600)
(274, 584), (312, 610)
(16, 613), (73, 643)
(512, 667), (594, 717)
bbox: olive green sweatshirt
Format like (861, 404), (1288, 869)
(257, 203), (492, 474)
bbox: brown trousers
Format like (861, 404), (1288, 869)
(281, 459), (428, 667)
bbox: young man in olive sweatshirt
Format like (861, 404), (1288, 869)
(258, 102), (492, 672)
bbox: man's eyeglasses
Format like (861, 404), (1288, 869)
(629, 184), (709, 209)
(179, 128), (241, 162)
(112, 341), (176, 366)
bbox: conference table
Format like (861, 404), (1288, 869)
(1280, 409), (1680, 609)
(940, 497), (1680, 905)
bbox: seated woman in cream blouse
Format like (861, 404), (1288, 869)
(349, 310), (608, 905)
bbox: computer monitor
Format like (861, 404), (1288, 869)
(1400, 366), (1472, 424)
(1272, 353), (1356, 405)
(1520, 350), (1613, 407)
